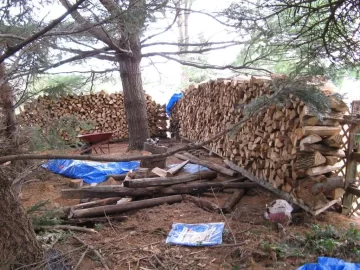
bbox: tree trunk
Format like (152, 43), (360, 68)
(0, 178), (42, 269)
(0, 63), (18, 151)
(118, 50), (149, 150)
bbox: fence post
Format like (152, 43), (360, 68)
(342, 101), (360, 215)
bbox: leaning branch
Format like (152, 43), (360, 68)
(0, 0), (86, 63)
(157, 54), (272, 74)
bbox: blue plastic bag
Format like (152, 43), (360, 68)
(167, 163), (210, 174)
(297, 257), (360, 270)
(166, 223), (225, 246)
(166, 92), (183, 117)
(42, 159), (139, 184)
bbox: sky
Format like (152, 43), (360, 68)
(42, 0), (360, 106)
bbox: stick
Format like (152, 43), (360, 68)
(40, 225), (98, 234)
(73, 246), (89, 270)
(73, 235), (110, 270)
(182, 194), (220, 212)
(71, 197), (123, 210)
(62, 215), (128, 225)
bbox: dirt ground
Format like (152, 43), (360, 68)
(20, 140), (360, 270)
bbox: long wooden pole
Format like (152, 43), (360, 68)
(61, 182), (258, 199)
(71, 195), (183, 218)
(123, 171), (217, 188)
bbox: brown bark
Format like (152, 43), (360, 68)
(123, 170), (217, 188)
(71, 195), (183, 218)
(221, 189), (245, 213)
(0, 178), (42, 269)
(0, 63), (18, 149)
(118, 54), (150, 150)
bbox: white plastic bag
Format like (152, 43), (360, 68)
(264, 199), (293, 225)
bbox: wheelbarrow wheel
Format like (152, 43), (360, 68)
(80, 143), (92, 155)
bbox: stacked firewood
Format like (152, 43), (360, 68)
(172, 77), (349, 211)
(18, 90), (168, 141)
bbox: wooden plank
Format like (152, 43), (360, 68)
(175, 152), (237, 176)
(167, 160), (189, 176)
(151, 167), (170, 177)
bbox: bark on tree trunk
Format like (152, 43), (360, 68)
(0, 63), (18, 148)
(118, 54), (149, 150)
(0, 178), (42, 269)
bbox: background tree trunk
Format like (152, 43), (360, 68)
(118, 34), (150, 150)
(0, 178), (42, 269)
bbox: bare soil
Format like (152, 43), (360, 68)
(20, 140), (360, 270)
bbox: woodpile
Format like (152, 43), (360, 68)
(172, 77), (349, 211)
(18, 90), (168, 141)
(60, 155), (256, 220)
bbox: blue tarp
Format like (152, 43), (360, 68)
(297, 257), (360, 270)
(166, 223), (225, 246)
(42, 159), (140, 184)
(166, 93), (183, 117)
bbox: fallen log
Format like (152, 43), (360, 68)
(72, 197), (122, 210)
(221, 190), (245, 213)
(61, 182), (257, 199)
(123, 171), (217, 188)
(182, 195), (220, 212)
(70, 195), (183, 218)
(62, 216), (128, 225)
(175, 152), (237, 176)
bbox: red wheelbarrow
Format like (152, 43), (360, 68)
(77, 132), (113, 155)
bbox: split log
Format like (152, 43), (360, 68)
(325, 156), (339, 166)
(71, 195), (183, 218)
(69, 179), (84, 189)
(221, 189), (245, 213)
(301, 143), (346, 157)
(323, 135), (343, 148)
(167, 160), (189, 176)
(61, 181), (258, 199)
(299, 134), (322, 148)
(302, 126), (341, 137)
(305, 163), (343, 176)
(175, 152), (237, 176)
(295, 152), (326, 170)
(123, 171), (217, 188)
(182, 195), (220, 212)
(311, 177), (345, 194)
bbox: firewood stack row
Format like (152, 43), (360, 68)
(18, 90), (168, 141)
(172, 77), (349, 211)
